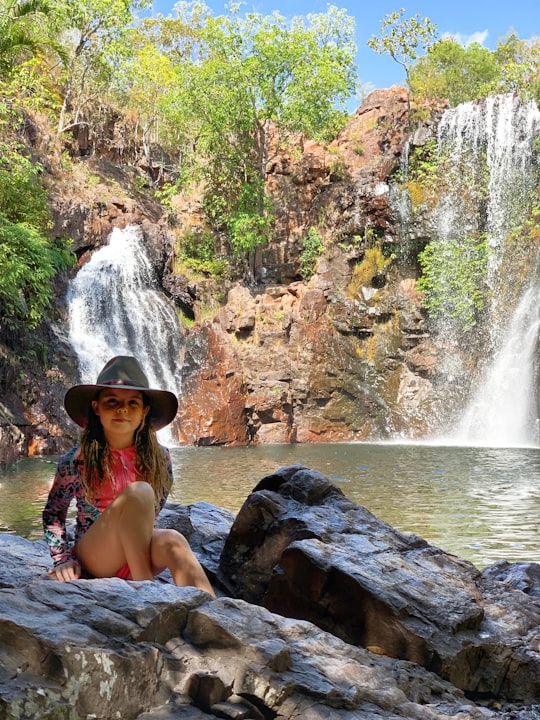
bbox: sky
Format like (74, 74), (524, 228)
(149, 0), (540, 111)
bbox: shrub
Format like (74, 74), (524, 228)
(300, 227), (324, 279)
(177, 230), (228, 278)
(417, 234), (488, 331)
(0, 214), (74, 330)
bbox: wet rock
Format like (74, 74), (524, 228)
(218, 465), (540, 702)
(481, 560), (540, 598)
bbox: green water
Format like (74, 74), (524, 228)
(2, 442), (539, 569)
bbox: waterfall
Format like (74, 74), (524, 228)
(437, 95), (540, 282)
(67, 225), (183, 440)
(454, 282), (540, 447)
(433, 95), (540, 446)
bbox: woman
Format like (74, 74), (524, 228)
(43, 355), (214, 595)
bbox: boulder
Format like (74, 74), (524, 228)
(218, 466), (540, 702)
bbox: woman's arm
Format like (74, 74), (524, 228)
(42, 448), (81, 571)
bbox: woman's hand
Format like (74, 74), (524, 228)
(47, 560), (82, 581)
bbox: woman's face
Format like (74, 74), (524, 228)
(91, 388), (149, 448)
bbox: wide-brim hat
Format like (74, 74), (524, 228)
(64, 356), (178, 431)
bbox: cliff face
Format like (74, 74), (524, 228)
(175, 88), (451, 446)
(1, 87), (454, 458)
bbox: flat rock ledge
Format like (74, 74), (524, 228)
(0, 466), (539, 720)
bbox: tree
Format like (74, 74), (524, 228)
(115, 29), (182, 176)
(494, 32), (540, 102)
(367, 8), (437, 119)
(408, 32), (540, 107)
(51, 0), (151, 135)
(409, 38), (500, 106)
(147, 1), (358, 278)
(0, 0), (64, 74)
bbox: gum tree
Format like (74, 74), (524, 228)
(52, 0), (151, 135)
(367, 7), (437, 119)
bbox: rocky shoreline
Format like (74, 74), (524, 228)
(1, 466), (539, 719)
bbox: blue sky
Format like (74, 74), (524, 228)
(149, 1), (540, 109)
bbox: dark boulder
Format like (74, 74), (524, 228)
(218, 465), (540, 702)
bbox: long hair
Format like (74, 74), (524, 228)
(78, 392), (171, 506)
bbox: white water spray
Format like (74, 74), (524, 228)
(454, 282), (540, 446)
(434, 95), (540, 446)
(437, 95), (540, 278)
(67, 225), (183, 441)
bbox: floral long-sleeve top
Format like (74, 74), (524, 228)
(42, 444), (173, 566)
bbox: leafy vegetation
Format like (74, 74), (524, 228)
(417, 235), (488, 331)
(142, 2), (358, 276)
(368, 9), (540, 108)
(0, 215), (74, 330)
(176, 230), (228, 278)
(0, 0), (360, 331)
(0, 102), (75, 340)
(299, 227), (324, 280)
(367, 8), (437, 120)
(410, 34), (540, 106)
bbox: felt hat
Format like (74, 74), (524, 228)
(64, 356), (178, 430)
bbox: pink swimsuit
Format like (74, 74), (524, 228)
(94, 446), (137, 579)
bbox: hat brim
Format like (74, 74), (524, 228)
(64, 383), (178, 431)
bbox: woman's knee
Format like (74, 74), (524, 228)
(151, 529), (191, 564)
(153, 528), (189, 553)
(120, 481), (155, 507)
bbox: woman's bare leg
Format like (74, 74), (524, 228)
(76, 481), (155, 580)
(150, 528), (215, 596)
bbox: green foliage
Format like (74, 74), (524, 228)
(494, 33), (540, 99)
(411, 39), (501, 106)
(532, 137), (540, 161)
(367, 9), (437, 96)
(411, 39), (499, 105)
(405, 140), (439, 184)
(154, 181), (181, 226)
(409, 32), (540, 106)
(228, 209), (272, 257)
(417, 235), (488, 331)
(0, 141), (51, 231)
(0, 0), (65, 75)
(0, 134), (75, 334)
(0, 214), (74, 329)
(300, 227), (324, 279)
(177, 230), (228, 278)
(53, 0), (152, 134)
(142, 1), (358, 268)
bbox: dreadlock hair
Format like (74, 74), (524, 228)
(78, 391), (171, 506)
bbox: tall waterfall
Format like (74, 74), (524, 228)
(437, 95), (540, 283)
(433, 95), (540, 446)
(454, 282), (540, 446)
(67, 225), (183, 439)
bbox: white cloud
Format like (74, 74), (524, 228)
(441, 30), (489, 47)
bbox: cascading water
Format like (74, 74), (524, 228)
(437, 94), (540, 285)
(428, 95), (540, 445)
(67, 225), (183, 441)
(454, 281), (540, 446)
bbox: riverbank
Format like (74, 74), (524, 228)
(1, 465), (539, 719)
